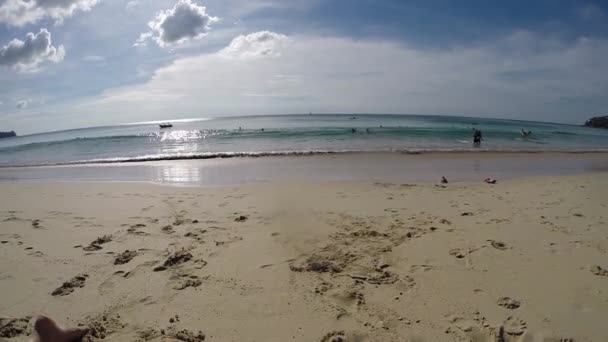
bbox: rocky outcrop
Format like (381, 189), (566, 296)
(585, 116), (608, 129)
(0, 131), (17, 139)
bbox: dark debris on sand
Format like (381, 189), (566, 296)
(51, 274), (88, 296)
(0, 316), (32, 338)
(114, 250), (138, 265)
(153, 250), (193, 272)
(83, 235), (112, 251)
(234, 215), (248, 222)
(590, 265), (608, 277)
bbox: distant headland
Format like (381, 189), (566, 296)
(585, 116), (608, 129)
(0, 130), (17, 139)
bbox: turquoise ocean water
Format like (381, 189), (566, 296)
(1, 114), (607, 167)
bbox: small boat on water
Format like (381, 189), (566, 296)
(159, 123), (173, 129)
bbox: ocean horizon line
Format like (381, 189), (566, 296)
(10, 113), (583, 138)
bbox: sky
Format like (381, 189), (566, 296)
(1, 0), (608, 134)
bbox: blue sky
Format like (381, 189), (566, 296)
(1, 0), (608, 134)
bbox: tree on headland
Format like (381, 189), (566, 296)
(584, 116), (608, 129)
(0, 130), (17, 139)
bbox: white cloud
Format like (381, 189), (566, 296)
(220, 31), (289, 59)
(0, 0), (97, 26)
(126, 0), (138, 10)
(84, 30), (608, 124)
(0, 29), (65, 71)
(135, 0), (218, 48)
(16, 98), (29, 109)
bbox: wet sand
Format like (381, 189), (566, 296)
(1, 152), (608, 186)
(1, 172), (607, 341)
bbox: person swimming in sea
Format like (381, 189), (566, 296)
(521, 129), (532, 137)
(473, 128), (483, 146)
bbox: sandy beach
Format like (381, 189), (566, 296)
(1, 172), (607, 341)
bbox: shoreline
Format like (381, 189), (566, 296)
(2, 149), (608, 169)
(1, 152), (607, 186)
(1, 174), (607, 341)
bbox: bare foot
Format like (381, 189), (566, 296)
(30, 316), (88, 342)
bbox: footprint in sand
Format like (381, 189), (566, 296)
(328, 288), (366, 313)
(153, 250), (193, 272)
(80, 314), (124, 341)
(83, 235), (112, 251)
(28, 250), (44, 257)
(446, 315), (479, 334)
(114, 250), (137, 265)
(127, 225), (149, 236)
(51, 274), (88, 296)
(497, 297), (521, 309)
(352, 270), (401, 285)
(449, 246), (481, 261)
(171, 274), (204, 290)
(498, 316), (527, 338)
(290, 257), (343, 274)
(488, 240), (509, 250)
(0, 316), (32, 338)
(185, 228), (207, 242)
(98, 271), (126, 295)
(165, 328), (206, 342)
(161, 225), (175, 234)
(449, 248), (467, 259)
(410, 264), (434, 273)
(320, 331), (347, 342)
(542, 337), (575, 342)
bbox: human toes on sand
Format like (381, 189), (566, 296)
(29, 316), (88, 342)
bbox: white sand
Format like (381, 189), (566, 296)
(1, 174), (607, 341)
